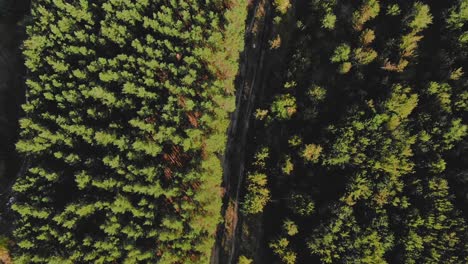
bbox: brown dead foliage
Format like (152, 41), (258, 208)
(187, 111), (201, 127)
(145, 116), (157, 124)
(0, 247), (12, 264)
(162, 145), (189, 168)
(164, 167), (172, 179)
(178, 96), (186, 108)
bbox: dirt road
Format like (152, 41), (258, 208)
(211, 1), (273, 263)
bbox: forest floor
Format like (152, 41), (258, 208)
(211, 0), (273, 263)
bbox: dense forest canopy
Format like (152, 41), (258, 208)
(7, 0), (246, 263)
(239, 0), (468, 263)
(0, 0), (467, 263)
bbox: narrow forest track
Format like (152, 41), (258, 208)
(211, 1), (273, 263)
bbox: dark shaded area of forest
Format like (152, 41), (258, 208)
(0, 0), (29, 237)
